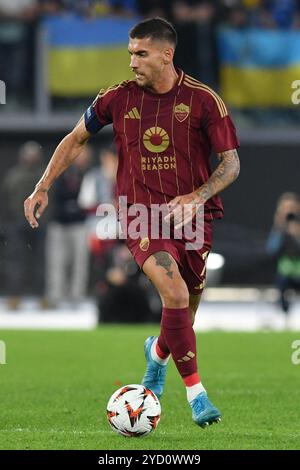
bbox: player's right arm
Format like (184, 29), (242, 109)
(24, 116), (91, 228)
(24, 82), (122, 228)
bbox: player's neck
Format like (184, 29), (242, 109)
(147, 65), (178, 95)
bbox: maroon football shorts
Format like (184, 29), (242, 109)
(122, 209), (213, 296)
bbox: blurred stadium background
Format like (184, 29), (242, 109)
(1, 0), (300, 332)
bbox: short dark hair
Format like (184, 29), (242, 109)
(278, 192), (300, 205)
(129, 17), (177, 49)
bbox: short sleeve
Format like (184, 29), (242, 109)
(201, 91), (240, 153)
(84, 87), (116, 135)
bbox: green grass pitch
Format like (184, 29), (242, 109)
(0, 326), (300, 450)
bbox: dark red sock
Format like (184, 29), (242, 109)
(157, 330), (170, 359)
(161, 307), (198, 378)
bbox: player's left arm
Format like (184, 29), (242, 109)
(165, 148), (240, 229)
(195, 148), (240, 203)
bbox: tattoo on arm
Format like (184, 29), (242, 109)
(153, 252), (174, 279)
(196, 149), (240, 202)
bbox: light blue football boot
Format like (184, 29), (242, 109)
(190, 392), (221, 428)
(141, 336), (167, 399)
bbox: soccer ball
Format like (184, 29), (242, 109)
(106, 384), (161, 437)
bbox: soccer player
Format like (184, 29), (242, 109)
(24, 18), (240, 427)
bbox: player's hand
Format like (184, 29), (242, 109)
(164, 192), (204, 230)
(24, 189), (48, 229)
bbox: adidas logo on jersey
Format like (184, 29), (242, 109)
(125, 107), (140, 119)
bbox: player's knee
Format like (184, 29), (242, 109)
(162, 284), (189, 308)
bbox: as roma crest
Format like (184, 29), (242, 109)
(174, 103), (190, 122)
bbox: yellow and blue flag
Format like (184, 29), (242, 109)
(44, 16), (138, 96)
(219, 28), (300, 107)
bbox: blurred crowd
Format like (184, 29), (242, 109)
(2, 0), (300, 109)
(2, 139), (300, 322)
(0, 140), (161, 321)
(1, 0), (300, 25)
(267, 192), (300, 320)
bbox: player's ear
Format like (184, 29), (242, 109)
(163, 47), (174, 65)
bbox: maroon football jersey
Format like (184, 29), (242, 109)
(84, 70), (239, 219)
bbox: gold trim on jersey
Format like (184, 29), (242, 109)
(125, 107), (140, 119)
(138, 91), (152, 206)
(124, 91), (136, 204)
(184, 75), (227, 117)
(154, 99), (168, 205)
(93, 79), (132, 104)
(178, 70), (184, 86)
(172, 95), (180, 195)
(187, 92), (195, 191)
(184, 75), (228, 118)
(200, 250), (209, 277)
